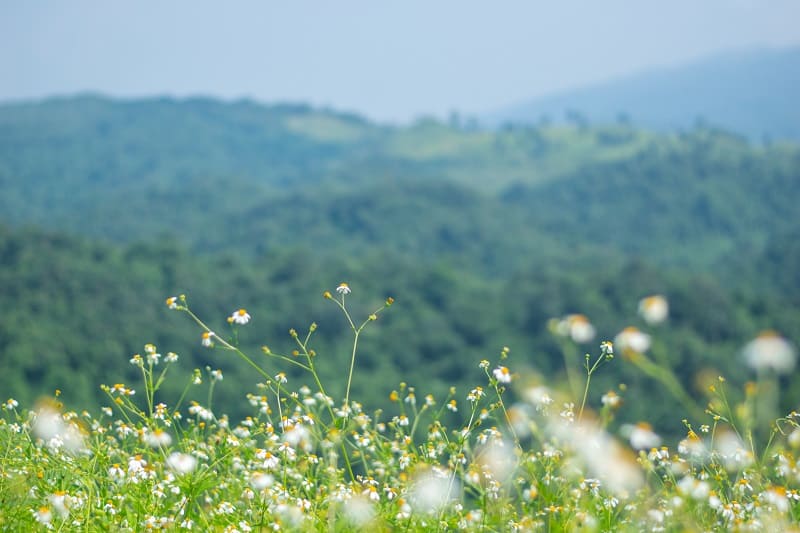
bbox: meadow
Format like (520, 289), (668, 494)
(1, 286), (798, 531)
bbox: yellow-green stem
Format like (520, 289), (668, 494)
(343, 331), (360, 412)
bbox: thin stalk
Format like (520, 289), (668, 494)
(483, 366), (521, 447)
(408, 404), (427, 442)
(292, 327), (336, 421)
(578, 352), (608, 423)
(631, 353), (704, 422)
(495, 389), (520, 447)
(344, 331), (360, 411)
(559, 341), (581, 400)
(180, 307), (310, 417)
(440, 405), (478, 526)
(327, 296), (388, 413)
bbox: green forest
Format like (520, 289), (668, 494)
(1, 96), (798, 438)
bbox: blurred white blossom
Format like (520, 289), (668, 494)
(638, 295), (669, 325)
(614, 327), (651, 354)
(742, 331), (796, 374)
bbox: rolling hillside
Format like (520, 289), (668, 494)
(0, 96), (798, 434)
(1, 97), (797, 273)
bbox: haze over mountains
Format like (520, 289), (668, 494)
(487, 46), (800, 140)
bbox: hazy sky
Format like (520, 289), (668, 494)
(2, 1), (798, 123)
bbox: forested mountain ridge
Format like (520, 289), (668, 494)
(502, 130), (800, 271)
(0, 96), (798, 436)
(1, 96), (797, 272)
(2, 224), (797, 435)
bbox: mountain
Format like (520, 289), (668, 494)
(1, 96), (799, 434)
(0, 97), (796, 273)
(487, 46), (800, 140)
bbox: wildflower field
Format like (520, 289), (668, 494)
(1, 286), (799, 532)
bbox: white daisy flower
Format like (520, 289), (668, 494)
(230, 308), (251, 325)
(336, 282), (351, 295)
(492, 366), (512, 383)
(201, 331), (215, 347)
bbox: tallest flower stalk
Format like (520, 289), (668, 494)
(325, 282), (392, 415)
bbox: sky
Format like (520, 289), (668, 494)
(2, 1), (799, 123)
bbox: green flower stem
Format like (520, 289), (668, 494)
(183, 308), (271, 382)
(102, 389), (139, 427)
(629, 352), (705, 422)
(138, 364), (154, 418)
(327, 296), (389, 413)
(495, 385), (520, 447)
(344, 331), (360, 412)
(292, 328), (337, 421)
(179, 307), (310, 418)
(408, 404), (427, 442)
(756, 371), (779, 445)
(578, 351), (610, 423)
(207, 377), (217, 414)
(483, 365), (521, 447)
(710, 380), (743, 440)
(178, 302), (357, 489)
(440, 404), (478, 525)
(559, 341), (581, 400)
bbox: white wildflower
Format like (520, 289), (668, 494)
(638, 295), (669, 325)
(492, 366), (512, 383)
(742, 331), (796, 374)
(166, 452), (197, 475)
(201, 331), (215, 347)
(614, 327), (651, 354)
(336, 282), (351, 295)
(230, 309), (251, 325)
(624, 422), (661, 450)
(143, 428), (172, 448)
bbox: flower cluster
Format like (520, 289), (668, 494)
(1, 291), (796, 531)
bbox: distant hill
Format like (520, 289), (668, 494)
(487, 46), (800, 140)
(0, 96), (798, 274)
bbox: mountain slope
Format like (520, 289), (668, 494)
(2, 223), (797, 434)
(502, 129), (800, 271)
(1, 97), (798, 276)
(1, 97), (799, 435)
(488, 46), (800, 140)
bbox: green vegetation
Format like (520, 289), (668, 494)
(0, 289), (798, 531)
(0, 96), (798, 440)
